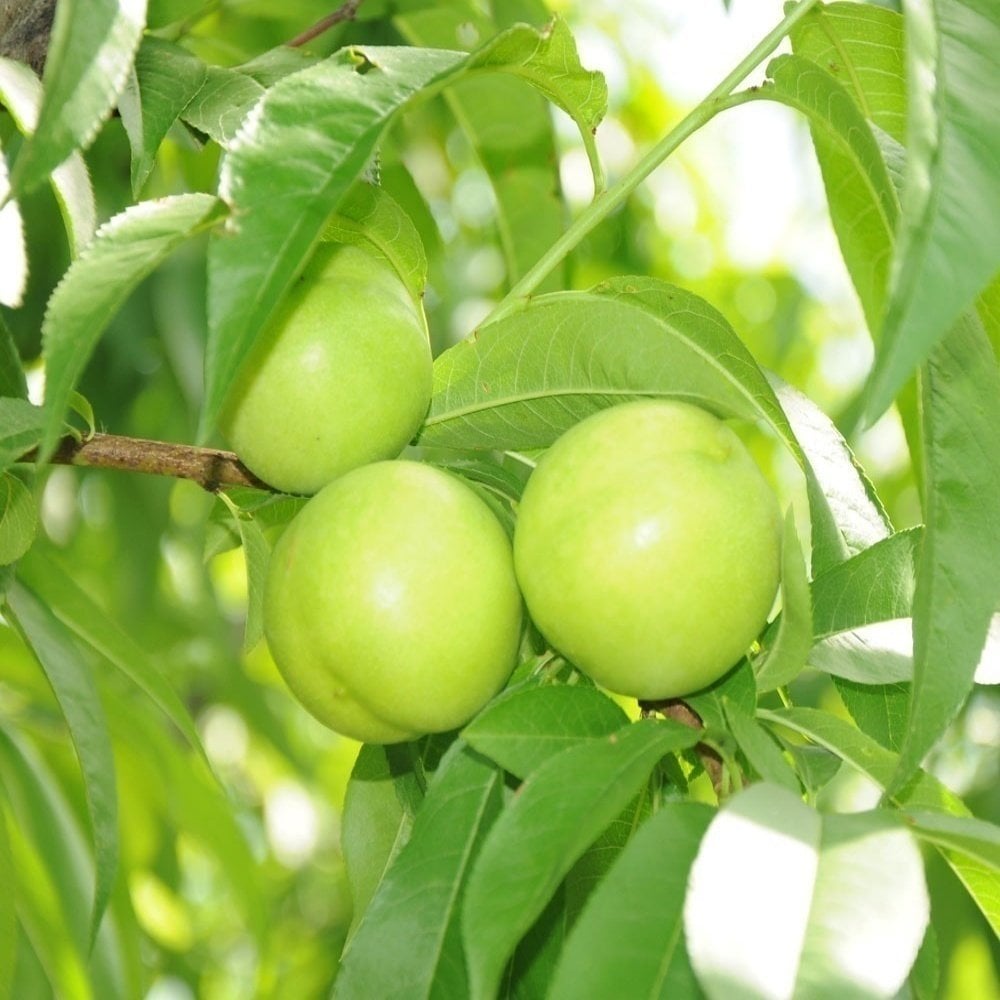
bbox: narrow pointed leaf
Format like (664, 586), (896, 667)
(902, 811), (1000, 871)
(722, 699), (800, 793)
(549, 803), (713, 1000)
(11, 0), (146, 195)
(40, 193), (224, 460)
(463, 684), (629, 780)
(863, 0), (1000, 420)
(335, 743), (502, 999)
(5, 582), (118, 945)
(0, 135), (26, 308)
(462, 719), (699, 1000)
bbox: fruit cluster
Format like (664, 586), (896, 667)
(224, 242), (783, 744)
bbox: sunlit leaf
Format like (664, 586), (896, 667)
(902, 811), (1000, 872)
(685, 784), (928, 1000)
(0, 135), (26, 308)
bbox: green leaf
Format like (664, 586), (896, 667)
(118, 36), (207, 196)
(863, 0), (1000, 421)
(334, 742), (503, 999)
(0, 57), (96, 256)
(340, 744), (424, 936)
(4, 581), (118, 947)
(686, 660), (757, 732)
(763, 54), (898, 338)
(0, 473), (37, 565)
(548, 803), (713, 1000)
(40, 193), (224, 461)
(722, 698), (800, 793)
(218, 495), (270, 651)
(178, 65), (265, 146)
(204, 488), (306, 561)
(463, 684), (629, 780)
(761, 707), (1000, 934)
(0, 791), (14, 1000)
(17, 548), (207, 761)
(902, 811), (1000, 871)
(834, 679), (910, 752)
(422, 277), (846, 571)
(685, 784), (928, 1000)
(0, 397), (44, 473)
(10, 0), (146, 196)
(893, 315), (1000, 790)
(203, 20), (605, 438)
(461, 718), (699, 1000)
(791, 0), (907, 144)
(753, 511), (811, 692)
(0, 133), (27, 309)
(0, 315), (26, 399)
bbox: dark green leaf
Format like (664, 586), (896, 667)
(118, 36), (207, 196)
(0, 315), (26, 399)
(893, 316), (1000, 790)
(10, 0), (146, 195)
(0, 397), (44, 473)
(4, 581), (118, 946)
(461, 719), (699, 999)
(40, 193), (224, 460)
(0, 473), (37, 565)
(863, 0), (1000, 420)
(834, 679), (910, 751)
(335, 742), (502, 999)
(0, 56), (96, 255)
(463, 684), (629, 780)
(549, 803), (713, 1000)
(753, 511), (811, 692)
(722, 698), (799, 793)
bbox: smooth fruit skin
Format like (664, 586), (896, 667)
(264, 460), (523, 743)
(513, 400), (782, 700)
(220, 243), (432, 495)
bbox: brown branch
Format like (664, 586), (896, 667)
(640, 697), (725, 797)
(28, 433), (275, 493)
(287, 0), (365, 48)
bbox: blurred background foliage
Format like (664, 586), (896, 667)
(0, 0), (997, 997)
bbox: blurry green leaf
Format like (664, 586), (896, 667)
(5, 582), (118, 946)
(791, 1), (906, 144)
(322, 182), (428, 301)
(0, 473), (37, 565)
(0, 315), (26, 399)
(18, 549), (208, 761)
(40, 193), (224, 461)
(0, 397), (44, 472)
(902, 811), (1000, 871)
(118, 36), (207, 196)
(203, 19), (605, 439)
(906, 928), (940, 1000)
(422, 277), (847, 571)
(10, 0), (146, 196)
(893, 315), (1000, 791)
(341, 744), (424, 935)
(462, 719), (699, 1000)
(977, 273), (1000, 358)
(761, 707), (1000, 934)
(863, 0), (1000, 421)
(335, 742), (503, 999)
(753, 511), (811, 692)
(549, 803), (713, 1000)
(684, 784), (928, 1000)
(0, 57), (96, 256)
(463, 684), (629, 780)
(178, 65), (265, 146)
(722, 698), (799, 793)
(0, 134), (27, 309)
(764, 54), (897, 338)
(0, 792), (14, 1000)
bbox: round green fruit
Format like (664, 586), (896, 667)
(220, 242), (432, 495)
(263, 460), (523, 743)
(513, 400), (782, 700)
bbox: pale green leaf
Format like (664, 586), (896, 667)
(40, 193), (224, 460)
(11, 0), (146, 195)
(118, 36), (207, 196)
(685, 784), (928, 1000)
(220, 500), (270, 651)
(0, 474), (37, 565)
(462, 719), (700, 1000)
(723, 698), (800, 793)
(0, 57), (96, 256)
(4, 582), (118, 946)
(0, 792), (14, 1000)
(902, 810), (1000, 872)
(863, 0), (1000, 421)
(178, 65), (265, 146)
(335, 742), (503, 999)
(549, 803), (713, 1000)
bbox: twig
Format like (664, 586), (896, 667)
(287, 0), (365, 48)
(640, 697), (725, 797)
(25, 433), (275, 493)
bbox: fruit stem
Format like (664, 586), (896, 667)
(483, 0), (822, 326)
